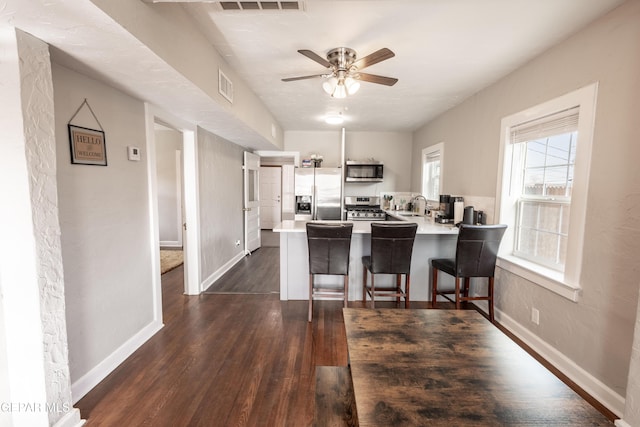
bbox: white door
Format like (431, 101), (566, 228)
(259, 166), (282, 229)
(244, 152), (261, 253)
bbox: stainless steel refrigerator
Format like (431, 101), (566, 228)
(294, 167), (342, 220)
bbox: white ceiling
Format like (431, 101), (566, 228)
(181, 0), (625, 132)
(2, 0), (627, 145)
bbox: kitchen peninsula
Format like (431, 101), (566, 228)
(273, 215), (458, 301)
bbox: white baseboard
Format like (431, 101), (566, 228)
(159, 240), (181, 248)
(496, 308), (625, 417)
(53, 408), (85, 427)
(201, 251), (245, 291)
(615, 419), (632, 427)
(71, 320), (163, 404)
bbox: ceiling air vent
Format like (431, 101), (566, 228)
(219, 1), (303, 11)
(218, 69), (233, 103)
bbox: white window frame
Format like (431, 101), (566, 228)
(495, 83), (598, 302)
(421, 142), (444, 203)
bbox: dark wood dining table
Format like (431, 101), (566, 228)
(343, 308), (612, 426)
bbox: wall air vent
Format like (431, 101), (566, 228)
(219, 1), (303, 11)
(218, 69), (233, 103)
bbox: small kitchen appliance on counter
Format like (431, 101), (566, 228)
(345, 196), (387, 221)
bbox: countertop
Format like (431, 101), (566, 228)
(273, 212), (458, 235)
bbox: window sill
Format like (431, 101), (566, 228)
(496, 255), (581, 302)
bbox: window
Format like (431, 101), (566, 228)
(422, 143), (444, 202)
(496, 84), (597, 301)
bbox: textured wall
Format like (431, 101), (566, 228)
(17, 28), (75, 426)
(53, 62), (155, 385)
(411, 0), (640, 406)
(197, 128), (245, 280)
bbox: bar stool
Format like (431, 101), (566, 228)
(431, 224), (507, 322)
(306, 222), (354, 322)
(362, 222), (418, 308)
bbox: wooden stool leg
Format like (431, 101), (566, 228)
(371, 274), (375, 309)
(405, 274), (410, 309)
(396, 274), (401, 305)
(308, 274), (313, 322)
(463, 277), (470, 298)
(343, 275), (349, 308)
(455, 277), (461, 310)
(488, 276), (495, 322)
(432, 268), (439, 308)
(362, 265), (367, 304)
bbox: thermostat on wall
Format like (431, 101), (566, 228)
(128, 146), (141, 161)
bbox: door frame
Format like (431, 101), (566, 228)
(145, 103), (201, 311)
(243, 151), (261, 254)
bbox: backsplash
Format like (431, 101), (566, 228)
(379, 192), (496, 223)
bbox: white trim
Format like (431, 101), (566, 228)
(614, 420), (632, 427)
(496, 308), (625, 417)
(201, 251), (246, 290)
(145, 103), (200, 296)
(421, 142), (444, 203)
(254, 150), (300, 167)
(71, 320), (163, 403)
(160, 240), (182, 248)
(53, 409), (85, 427)
(495, 83), (598, 297)
(175, 150), (183, 248)
(497, 257), (581, 302)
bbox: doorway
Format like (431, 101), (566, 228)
(145, 103), (200, 329)
(154, 123), (184, 275)
(259, 166), (282, 230)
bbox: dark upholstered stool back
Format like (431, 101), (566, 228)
(369, 222), (418, 274)
(307, 223), (353, 275)
(454, 224), (507, 277)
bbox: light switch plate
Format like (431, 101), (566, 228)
(128, 146), (141, 161)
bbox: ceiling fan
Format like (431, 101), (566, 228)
(282, 47), (398, 98)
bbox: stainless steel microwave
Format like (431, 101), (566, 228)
(345, 160), (384, 182)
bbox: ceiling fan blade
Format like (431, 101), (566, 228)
(297, 49), (332, 68)
(281, 74), (326, 82)
(357, 72), (398, 86)
(353, 48), (395, 70)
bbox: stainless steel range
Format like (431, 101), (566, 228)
(345, 196), (387, 221)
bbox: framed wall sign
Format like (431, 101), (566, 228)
(68, 124), (107, 166)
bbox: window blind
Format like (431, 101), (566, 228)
(425, 151), (440, 162)
(510, 106), (579, 144)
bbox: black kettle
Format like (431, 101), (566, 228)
(463, 206), (475, 225)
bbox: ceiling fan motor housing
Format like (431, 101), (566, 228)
(326, 47), (357, 72)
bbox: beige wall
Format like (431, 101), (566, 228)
(284, 130), (413, 195)
(53, 63), (156, 386)
(412, 0), (640, 411)
(197, 128), (245, 281)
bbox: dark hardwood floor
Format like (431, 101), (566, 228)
(76, 250), (617, 426)
(204, 247), (280, 294)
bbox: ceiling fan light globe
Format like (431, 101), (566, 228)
(332, 83), (347, 98)
(344, 77), (360, 95)
(323, 77), (338, 95)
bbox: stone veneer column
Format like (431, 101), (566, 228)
(0, 28), (82, 426)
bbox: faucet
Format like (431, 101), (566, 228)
(410, 195), (428, 214)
